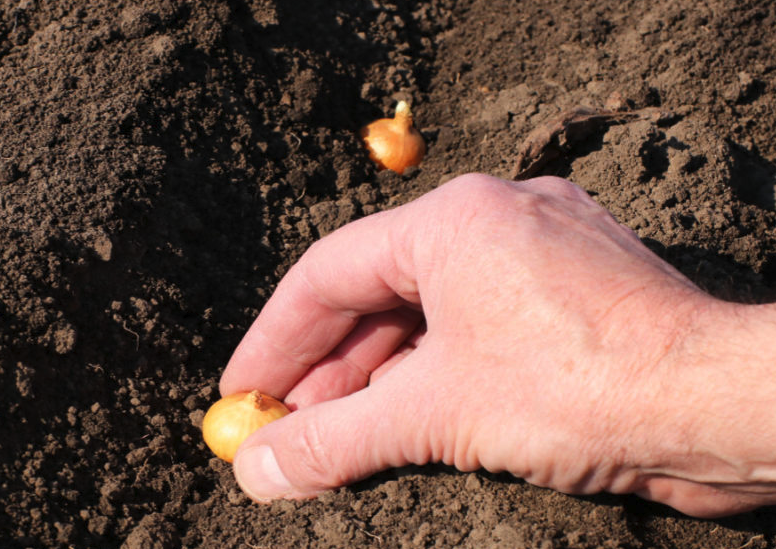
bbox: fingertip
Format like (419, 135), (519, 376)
(234, 445), (297, 502)
(218, 360), (251, 397)
(217, 370), (235, 397)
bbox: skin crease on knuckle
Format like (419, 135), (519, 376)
(285, 415), (345, 494)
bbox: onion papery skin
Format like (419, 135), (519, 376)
(202, 391), (290, 463)
(361, 101), (425, 174)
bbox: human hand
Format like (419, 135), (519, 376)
(220, 174), (776, 517)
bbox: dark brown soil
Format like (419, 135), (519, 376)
(2, 0), (776, 547)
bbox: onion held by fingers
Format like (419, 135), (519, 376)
(202, 390), (290, 463)
(361, 100), (426, 174)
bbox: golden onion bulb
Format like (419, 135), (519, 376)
(202, 390), (290, 463)
(361, 100), (426, 174)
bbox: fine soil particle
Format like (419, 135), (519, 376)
(2, 0), (776, 547)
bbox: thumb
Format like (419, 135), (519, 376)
(232, 369), (430, 502)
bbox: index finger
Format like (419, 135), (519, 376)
(219, 205), (424, 398)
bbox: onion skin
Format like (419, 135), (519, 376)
(202, 390), (290, 463)
(361, 100), (426, 174)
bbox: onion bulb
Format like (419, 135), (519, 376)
(360, 100), (426, 174)
(202, 390), (290, 463)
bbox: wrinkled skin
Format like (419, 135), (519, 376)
(220, 174), (776, 518)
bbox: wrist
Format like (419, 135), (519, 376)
(633, 298), (776, 496)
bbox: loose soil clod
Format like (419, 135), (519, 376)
(511, 103), (680, 180)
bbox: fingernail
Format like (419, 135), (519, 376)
(234, 446), (292, 502)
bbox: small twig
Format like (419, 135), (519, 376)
(121, 321), (140, 350)
(737, 534), (764, 549)
(359, 528), (383, 545)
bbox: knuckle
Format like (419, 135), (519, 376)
(530, 175), (575, 190)
(508, 192), (556, 231)
(512, 188), (551, 212)
(288, 419), (341, 488)
(441, 173), (521, 218)
(446, 172), (512, 201)
(525, 175), (591, 202)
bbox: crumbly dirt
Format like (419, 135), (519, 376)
(2, 0), (776, 547)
